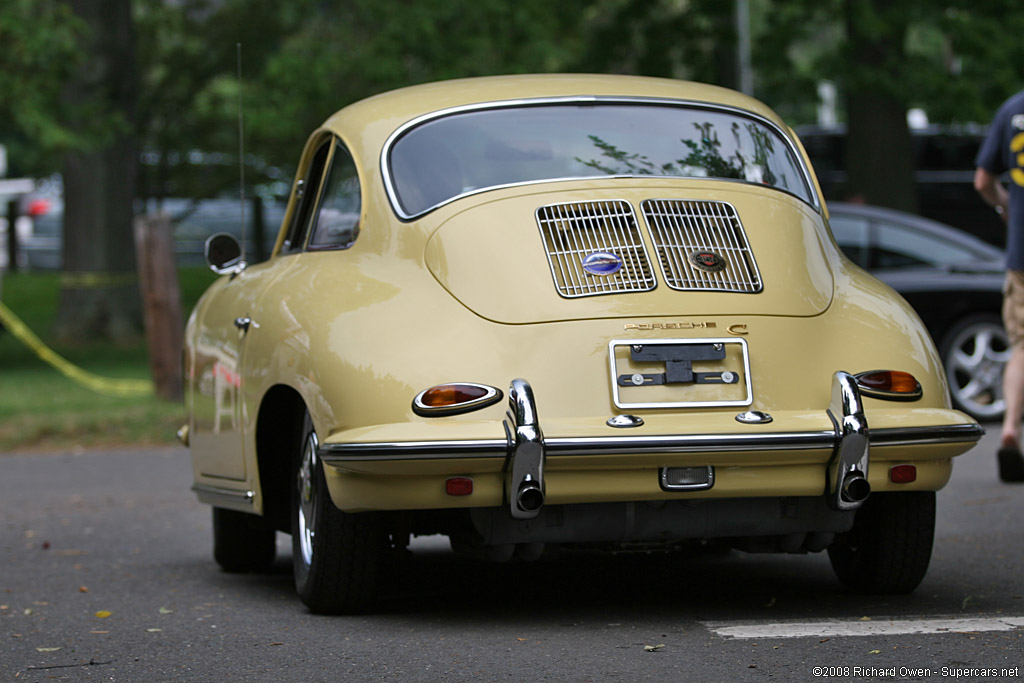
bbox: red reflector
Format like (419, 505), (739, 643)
(446, 477), (473, 496)
(890, 465), (917, 484)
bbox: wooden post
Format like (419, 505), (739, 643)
(134, 213), (183, 401)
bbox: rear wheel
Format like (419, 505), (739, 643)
(212, 507), (276, 573)
(291, 412), (385, 614)
(828, 491), (935, 594)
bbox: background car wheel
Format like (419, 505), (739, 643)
(827, 491), (935, 594)
(291, 412), (385, 614)
(212, 507), (276, 573)
(940, 314), (1009, 421)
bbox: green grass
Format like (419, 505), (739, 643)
(0, 267), (218, 451)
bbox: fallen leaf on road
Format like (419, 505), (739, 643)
(644, 644), (666, 652)
(94, 611), (112, 619)
(79, 586), (88, 593)
(158, 607), (174, 614)
(36, 647), (61, 652)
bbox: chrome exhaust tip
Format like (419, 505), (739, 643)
(516, 481), (545, 513)
(841, 473), (871, 504)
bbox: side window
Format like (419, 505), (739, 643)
(281, 140), (332, 253)
(308, 144), (362, 250)
(829, 214), (870, 268)
(874, 221), (971, 269)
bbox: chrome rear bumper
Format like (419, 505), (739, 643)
(320, 374), (983, 517)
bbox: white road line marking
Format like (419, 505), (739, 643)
(702, 616), (1024, 639)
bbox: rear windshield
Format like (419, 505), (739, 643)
(387, 102), (814, 217)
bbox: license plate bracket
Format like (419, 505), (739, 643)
(608, 338), (752, 409)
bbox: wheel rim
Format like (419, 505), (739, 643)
(296, 429), (320, 568)
(945, 321), (1009, 419)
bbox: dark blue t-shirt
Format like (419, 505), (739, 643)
(976, 89), (1024, 271)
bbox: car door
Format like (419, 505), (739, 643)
(189, 137), (336, 480)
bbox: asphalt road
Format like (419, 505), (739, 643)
(1, 428), (1021, 682)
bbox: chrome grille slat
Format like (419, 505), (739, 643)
(537, 200), (656, 298)
(641, 199), (762, 293)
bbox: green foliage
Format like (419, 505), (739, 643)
(6, 0), (1024, 196)
(0, 0), (84, 175)
(0, 267), (217, 450)
(754, 0), (1024, 126)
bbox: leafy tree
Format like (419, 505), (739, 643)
(55, 0), (142, 344)
(0, 0), (83, 176)
(755, 0), (1024, 211)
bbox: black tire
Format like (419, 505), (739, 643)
(291, 412), (385, 614)
(212, 507), (276, 573)
(828, 491), (935, 594)
(939, 313), (1008, 421)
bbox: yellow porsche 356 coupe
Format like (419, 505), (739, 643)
(183, 74), (983, 613)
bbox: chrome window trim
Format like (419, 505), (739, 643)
(608, 337), (753, 410)
(317, 422), (983, 464)
(380, 96), (821, 221)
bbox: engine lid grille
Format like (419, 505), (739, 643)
(536, 200), (656, 298)
(641, 199), (762, 293)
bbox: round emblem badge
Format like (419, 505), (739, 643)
(689, 250), (728, 273)
(582, 251), (623, 276)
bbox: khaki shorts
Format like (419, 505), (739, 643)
(1004, 270), (1024, 347)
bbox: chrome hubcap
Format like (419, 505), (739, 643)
(946, 322), (1009, 419)
(297, 430), (319, 567)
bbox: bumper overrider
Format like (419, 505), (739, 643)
(318, 373), (983, 517)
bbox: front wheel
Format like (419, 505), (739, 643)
(828, 491), (935, 594)
(291, 412), (385, 614)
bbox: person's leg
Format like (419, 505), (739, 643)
(998, 270), (1024, 481)
(1001, 344), (1024, 449)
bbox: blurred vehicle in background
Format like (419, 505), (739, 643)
(828, 201), (1007, 422)
(1, 176), (283, 271)
(799, 125), (1001, 248)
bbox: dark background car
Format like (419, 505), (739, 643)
(799, 125), (1002, 247)
(828, 201), (1007, 422)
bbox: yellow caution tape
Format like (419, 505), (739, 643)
(0, 301), (153, 397)
(60, 271), (138, 289)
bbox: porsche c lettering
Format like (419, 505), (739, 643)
(624, 322), (717, 331)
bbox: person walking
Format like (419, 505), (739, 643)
(975, 89), (1024, 482)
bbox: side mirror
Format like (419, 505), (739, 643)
(204, 233), (246, 275)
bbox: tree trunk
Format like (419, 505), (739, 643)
(843, 0), (917, 213)
(55, 0), (142, 345)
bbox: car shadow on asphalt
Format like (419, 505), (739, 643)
(203, 533), (998, 621)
